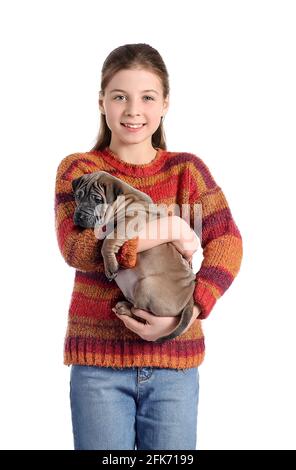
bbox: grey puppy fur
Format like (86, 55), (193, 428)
(72, 170), (196, 343)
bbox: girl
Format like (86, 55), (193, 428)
(54, 43), (243, 450)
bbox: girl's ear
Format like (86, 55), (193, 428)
(162, 95), (170, 116)
(98, 91), (105, 115)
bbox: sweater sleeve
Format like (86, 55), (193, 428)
(54, 155), (138, 272)
(189, 157), (243, 319)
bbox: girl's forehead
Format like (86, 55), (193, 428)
(106, 68), (162, 90)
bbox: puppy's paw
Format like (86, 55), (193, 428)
(104, 257), (119, 282)
(114, 300), (133, 317)
(106, 271), (118, 282)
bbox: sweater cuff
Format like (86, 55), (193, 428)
(116, 237), (139, 268)
(193, 281), (217, 319)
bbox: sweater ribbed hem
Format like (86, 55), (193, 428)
(64, 336), (205, 369)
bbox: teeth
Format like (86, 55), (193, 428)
(123, 123), (144, 128)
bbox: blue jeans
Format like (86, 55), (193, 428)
(70, 365), (199, 450)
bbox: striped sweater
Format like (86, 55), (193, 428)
(54, 146), (243, 369)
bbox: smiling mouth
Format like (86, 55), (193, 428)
(121, 123), (146, 128)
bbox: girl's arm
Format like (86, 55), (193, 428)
(189, 157), (243, 319)
(136, 215), (199, 258)
(55, 155), (138, 272)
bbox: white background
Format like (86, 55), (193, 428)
(0, 0), (295, 450)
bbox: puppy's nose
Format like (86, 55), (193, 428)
(74, 213), (83, 222)
(74, 212), (87, 225)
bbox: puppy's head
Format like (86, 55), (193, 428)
(72, 171), (125, 228)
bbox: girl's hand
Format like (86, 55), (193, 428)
(171, 216), (200, 261)
(113, 304), (201, 342)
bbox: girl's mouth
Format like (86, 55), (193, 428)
(121, 123), (146, 132)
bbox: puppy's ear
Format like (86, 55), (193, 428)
(105, 181), (124, 203)
(72, 176), (84, 192)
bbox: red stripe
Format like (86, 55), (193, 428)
(193, 283), (217, 319)
(69, 292), (118, 319)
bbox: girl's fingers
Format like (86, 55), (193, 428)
(131, 308), (153, 322)
(115, 312), (146, 334)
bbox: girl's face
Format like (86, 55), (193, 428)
(99, 68), (169, 147)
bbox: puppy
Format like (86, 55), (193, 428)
(72, 171), (197, 343)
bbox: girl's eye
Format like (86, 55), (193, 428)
(113, 95), (154, 101)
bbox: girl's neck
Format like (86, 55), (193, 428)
(108, 142), (157, 165)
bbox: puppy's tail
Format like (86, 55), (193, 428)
(154, 297), (195, 343)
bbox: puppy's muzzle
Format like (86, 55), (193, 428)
(73, 209), (96, 228)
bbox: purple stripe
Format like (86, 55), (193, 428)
(162, 153), (215, 190)
(165, 153), (217, 189)
(197, 266), (234, 292)
(202, 207), (233, 244)
(65, 335), (205, 357)
(55, 192), (74, 205)
(75, 270), (109, 283)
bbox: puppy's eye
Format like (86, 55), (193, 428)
(92, 194), (103, 203)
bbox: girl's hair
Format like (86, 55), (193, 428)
(90, 43), (170, 152)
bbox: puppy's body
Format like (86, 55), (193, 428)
(72, 170), (197, 342)
(115, 243), (195, 317)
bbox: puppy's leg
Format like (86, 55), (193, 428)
(101, 239), (120, 281)
(101, 233), (127, 281)
(101, 216), (142, 281)
(113, 301), (146, 324)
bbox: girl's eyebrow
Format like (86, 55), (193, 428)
(109, 88), (159, 94)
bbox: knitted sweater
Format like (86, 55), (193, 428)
(54, 146), (243, 369)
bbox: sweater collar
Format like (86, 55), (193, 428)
(91, 146), (167, 177)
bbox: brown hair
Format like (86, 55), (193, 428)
(90, 43), (170, 152)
